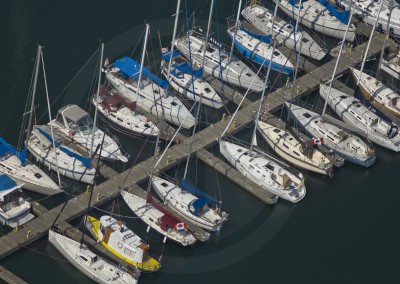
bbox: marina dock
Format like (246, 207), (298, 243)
(0, 20), (396, 280)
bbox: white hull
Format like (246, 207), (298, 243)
(288, 102), (376, 167)
(174, 32), (265, 92)
(121, 191), (196, 246)
(94, 90), (159, 138)
(49, 229), (138, 284)
(257, 122), (332, 175)
(219, 140), (306, 203)
(241, 3), (327, 60)
(106, 70), (196, 129)
(151, 177), (227, 232)
(27, 126), (96, 184)
(0, 153), (60, 195)
(275, 0), (356, 41)
(320, 84), (400, 151)
(161, 61), (224, 109)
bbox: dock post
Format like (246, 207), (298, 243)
(285, 77), (290, 87)
(86, 185), (90, 194)
(26, 230), (31, 239)
(222, 113), (226, 122)
(361, 50), (364, 59)
(166, 156), (172, 164)
(97, 192), (100, 202)
(233, 120), (237, 128)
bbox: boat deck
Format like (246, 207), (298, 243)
(0, 23), (395, 278)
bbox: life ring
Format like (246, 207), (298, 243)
(118, 242), (123, 249)
(68, 130), (75, 136)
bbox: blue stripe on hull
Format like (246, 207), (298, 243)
(289, 112), (375, 167)
(231, 36), (294, 74)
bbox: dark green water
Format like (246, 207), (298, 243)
(1, 0), (400, 283)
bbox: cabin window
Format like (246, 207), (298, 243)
(302, 38), (309, 43)
(273, 129), (281, 133)
(320, 130), (326, 135)
(80, 256), (88, 262)
(303, 113), (311, 118)
(366, 77), (372, 80)
(273, 51), (280, 56)
(204, 87), (211, 94)
(124, 248), (134, 257)
(171, 101), (178, 107)
(327, 135), (335, 141)
(34, 173), (42, 179)
(237, 149), (243, 152)
(161, 182), (169, 187)
(265, 164), (275, 171)
(245, 72), (253, 77)
(293, 151), (300, 156)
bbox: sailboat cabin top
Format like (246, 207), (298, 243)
(55, 104), (93, 132)
(99, 216), (148, 249)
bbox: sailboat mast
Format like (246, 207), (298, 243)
(355, 0), (384, 85)
(25, 45), (42, 146)
(201, 0), (214, 68)
(228, 0), (242, 63)
(285, 0), (304, 123)
(80, 135), (105, 247)
(321, 7), (356, 117)
(165, 0), (182, 83)
(40, 50), (62, 188)
(378, 0), (394, 71)
(90, 43), (104, 158)
(136, 24), (150, 101)
(248, 0), (280, 156)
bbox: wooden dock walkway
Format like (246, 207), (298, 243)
(0, 28), (394, 278)
(0, 265), (27, 284)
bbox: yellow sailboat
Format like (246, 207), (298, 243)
(85, 215), (161, 272)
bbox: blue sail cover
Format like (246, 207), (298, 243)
(319, 0), (350, 24)
(162, 50), (180, 61)
(162, 50), (203, 78)
(240, 27), (271, 44)
(289, 0), (303, 8)
(0, 174), (17, 191)
(0, 137), (27, 166)
(181, 179), (219, 216)
(114, 57), (168, 89)
(36, 128), (93, 169)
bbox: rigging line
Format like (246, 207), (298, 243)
(119, 130), (152, 187)
(90, 204), (142, 219)
(214, 0), (225, 99)
(129, 28), (146, 59)
(37, 45), (102, 123)
(22, 246), (71, 263)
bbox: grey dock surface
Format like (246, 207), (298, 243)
(0, 28), (395, 275)
(0, 265), (27, 284)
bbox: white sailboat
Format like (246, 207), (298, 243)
(160, 51), (224, 109)
(241, 1), (327, 60)
(0, 174), (35, 228)
(152, 1), (228, 232)
(106, 25), (195, 129)
(174, 30), (265, 92)
(121, 191), (197, 246)
(336, 0), (400, 37)
(49, 228), (139, 284)
(274, 0), (356, 41)
(27, 125), (96, 184)
(288, 102), (376, 167)
(86, 215), (161, 272)
(49, 104), (128, 163)
(5, 45), (61, 195)
(320, 84), (400, 151)
(351, 67), (400, 119)
(227, 22), (295, 74)
(257, 122), (334, 175)
(219, 139), (306, 202)
(92, 86), (159, 138)
(0, 138), (61, 195)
